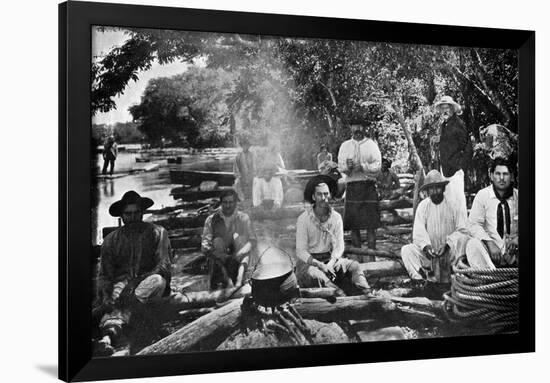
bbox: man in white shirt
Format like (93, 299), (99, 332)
(466, 157), (518, 269)
(401, 170), (469, 284)
(337, 121), (382, 254)
(295, 175), (370, 295)
(252, 164), (284, 209)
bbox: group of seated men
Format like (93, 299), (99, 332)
(94, 156), (518, 347)
(401, 157), (518, 285)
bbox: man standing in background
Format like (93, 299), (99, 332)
(233, 135), (256, 201)
(434, 96), (472, 219)
(338, 120), (381, 254)
(102, 135), (118, 175)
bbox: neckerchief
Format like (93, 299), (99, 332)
(493, 185), (513, 239)
(308, 205), (336, 250)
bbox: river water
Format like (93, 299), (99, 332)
(92, 147), (236, 245)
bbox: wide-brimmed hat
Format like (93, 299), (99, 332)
(109, 190), (154, 217)
(434, 96), (461, 113)
(419, 170), (449, 192)
(303, 175), (337, 203)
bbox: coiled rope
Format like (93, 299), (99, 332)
(443, 255), (518, 334)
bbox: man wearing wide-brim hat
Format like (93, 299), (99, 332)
(95, 190), (172, 352)
(434, 95), (472, 220)
(337, 119), (382, 254)
(400, 170), (469, 285)
(295, 175), (371, 295)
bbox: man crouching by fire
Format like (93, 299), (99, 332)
(295, 175), (371, 295)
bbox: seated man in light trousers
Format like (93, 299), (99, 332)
(401, 170), (469, 284)
(295, 175), (371, 295)
(466, 157), (518, 269)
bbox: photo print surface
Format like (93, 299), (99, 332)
(90, 25), (520, 357)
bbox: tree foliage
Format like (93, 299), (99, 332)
(92, 28), (518, 183)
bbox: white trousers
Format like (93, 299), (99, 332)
(401, 244), (456, 283)
(442, 168), (467, 221)
(465, 238), (497, 270)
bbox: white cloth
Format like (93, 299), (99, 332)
(252, 176), (284, 208)
(402, 197), (469, 282)
(401, 244), (434, 280)
(296, 208), (344, 264)
(441, 167), (467, 221)
(468, 185), (518, 253)
(337, 138), (381, 182)
(465, 238), (497, 270)
(412, 197), (469, 257)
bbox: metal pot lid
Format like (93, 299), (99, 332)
(251, 242), (294, 280)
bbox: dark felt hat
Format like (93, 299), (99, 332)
(303, 175), (337, 203)
(109, 190), (154, 217)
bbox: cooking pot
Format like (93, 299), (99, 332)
(250, 242), (299, 307)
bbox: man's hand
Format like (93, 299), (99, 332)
(423, 245), (436, 259)
(317, 262), (336, 280)
(436, 244), (450, 258)
(483, 240), (502, 264)
(346, 159), (355, 171)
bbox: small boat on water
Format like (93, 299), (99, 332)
(170, 170), (236, 187)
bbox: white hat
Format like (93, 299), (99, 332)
(435, 95), (461, 113)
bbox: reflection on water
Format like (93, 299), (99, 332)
(92, 150), (234, 245)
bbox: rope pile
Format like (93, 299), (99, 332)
(443, 255), (518, 334)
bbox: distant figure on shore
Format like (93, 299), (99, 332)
(102, 135), (118, 175)
(316, 144), (332, 172)
(95, 191), (172, 354)
(253, 164), (284, 210)
(201, 189), (256, 289)
(233, 135), (256, 201)
(376, 158), (402, 200)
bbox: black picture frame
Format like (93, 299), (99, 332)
(59, 1), (535, 381)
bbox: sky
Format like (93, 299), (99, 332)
(91, 28), (190, 125)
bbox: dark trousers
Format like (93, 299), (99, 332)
(102, 158), (115, 175)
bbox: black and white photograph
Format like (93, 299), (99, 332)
(90, 24), (521, 357)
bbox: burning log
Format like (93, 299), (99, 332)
(137, 299), (244, 355)
(167, 286), (339, 311)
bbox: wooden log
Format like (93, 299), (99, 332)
(294, 295), (444, 322)
(361, 260), (406, 279)
(167, 286), (339, 310)
(137, 298), (244, 355)
(345, 246), (399, 260)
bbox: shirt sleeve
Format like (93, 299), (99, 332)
(468, 191), (492, 242)
(296, 214), (312, 264)
(273, 177), (284, 208)
(337, 142), (350, 173)
(151, 226), (172, 280)
(361, 140), (381, 177)
(201, 215), (214, 254)
(252, 177), (261, 207)
(242, 213), (257, 245)
(457, 120), (472, 169)
(446, 202), (470, 263)
(412, 201), (432, 250)
(330, 214), (345, 260)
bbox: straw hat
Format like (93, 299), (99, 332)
(434, 95), (462, 113)
(419, 170), (449, 192)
